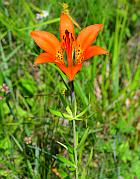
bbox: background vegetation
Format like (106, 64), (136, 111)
(0, 0), (140, 178)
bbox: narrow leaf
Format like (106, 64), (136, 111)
(78, 128), (89, 149)
(57, 155), (75, 168)
(76, 107), (88, 118)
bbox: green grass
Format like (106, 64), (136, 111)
(0, 0), (140, 178)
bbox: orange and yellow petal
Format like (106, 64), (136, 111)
(60, 13), (75, 44)
(76, 24), (103, 50)
(30, 30), (61, 56)
(84, 46), (108, 60)
(34, 53), (55, 65)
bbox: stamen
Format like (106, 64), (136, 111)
(63, 29), (74, 67)
(71, 33), (74, 41)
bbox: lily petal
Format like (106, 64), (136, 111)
(60, 13), (75, 43)
(30, 31), (60, 56)
(84, 46), (108, 60)
(34, 53), (55, 64)
(77, 24), (103, 50)
(68, 64), (82, 81)
(56, 64), (82, 81)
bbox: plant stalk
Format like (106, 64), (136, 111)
(69, 81), (78, 179)
(73, 119), (78, 179)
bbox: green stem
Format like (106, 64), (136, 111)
(69, 81), (78, 179)
(73, 119), (78, 179)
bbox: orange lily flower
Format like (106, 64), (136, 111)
(30, 13), (108, 81)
